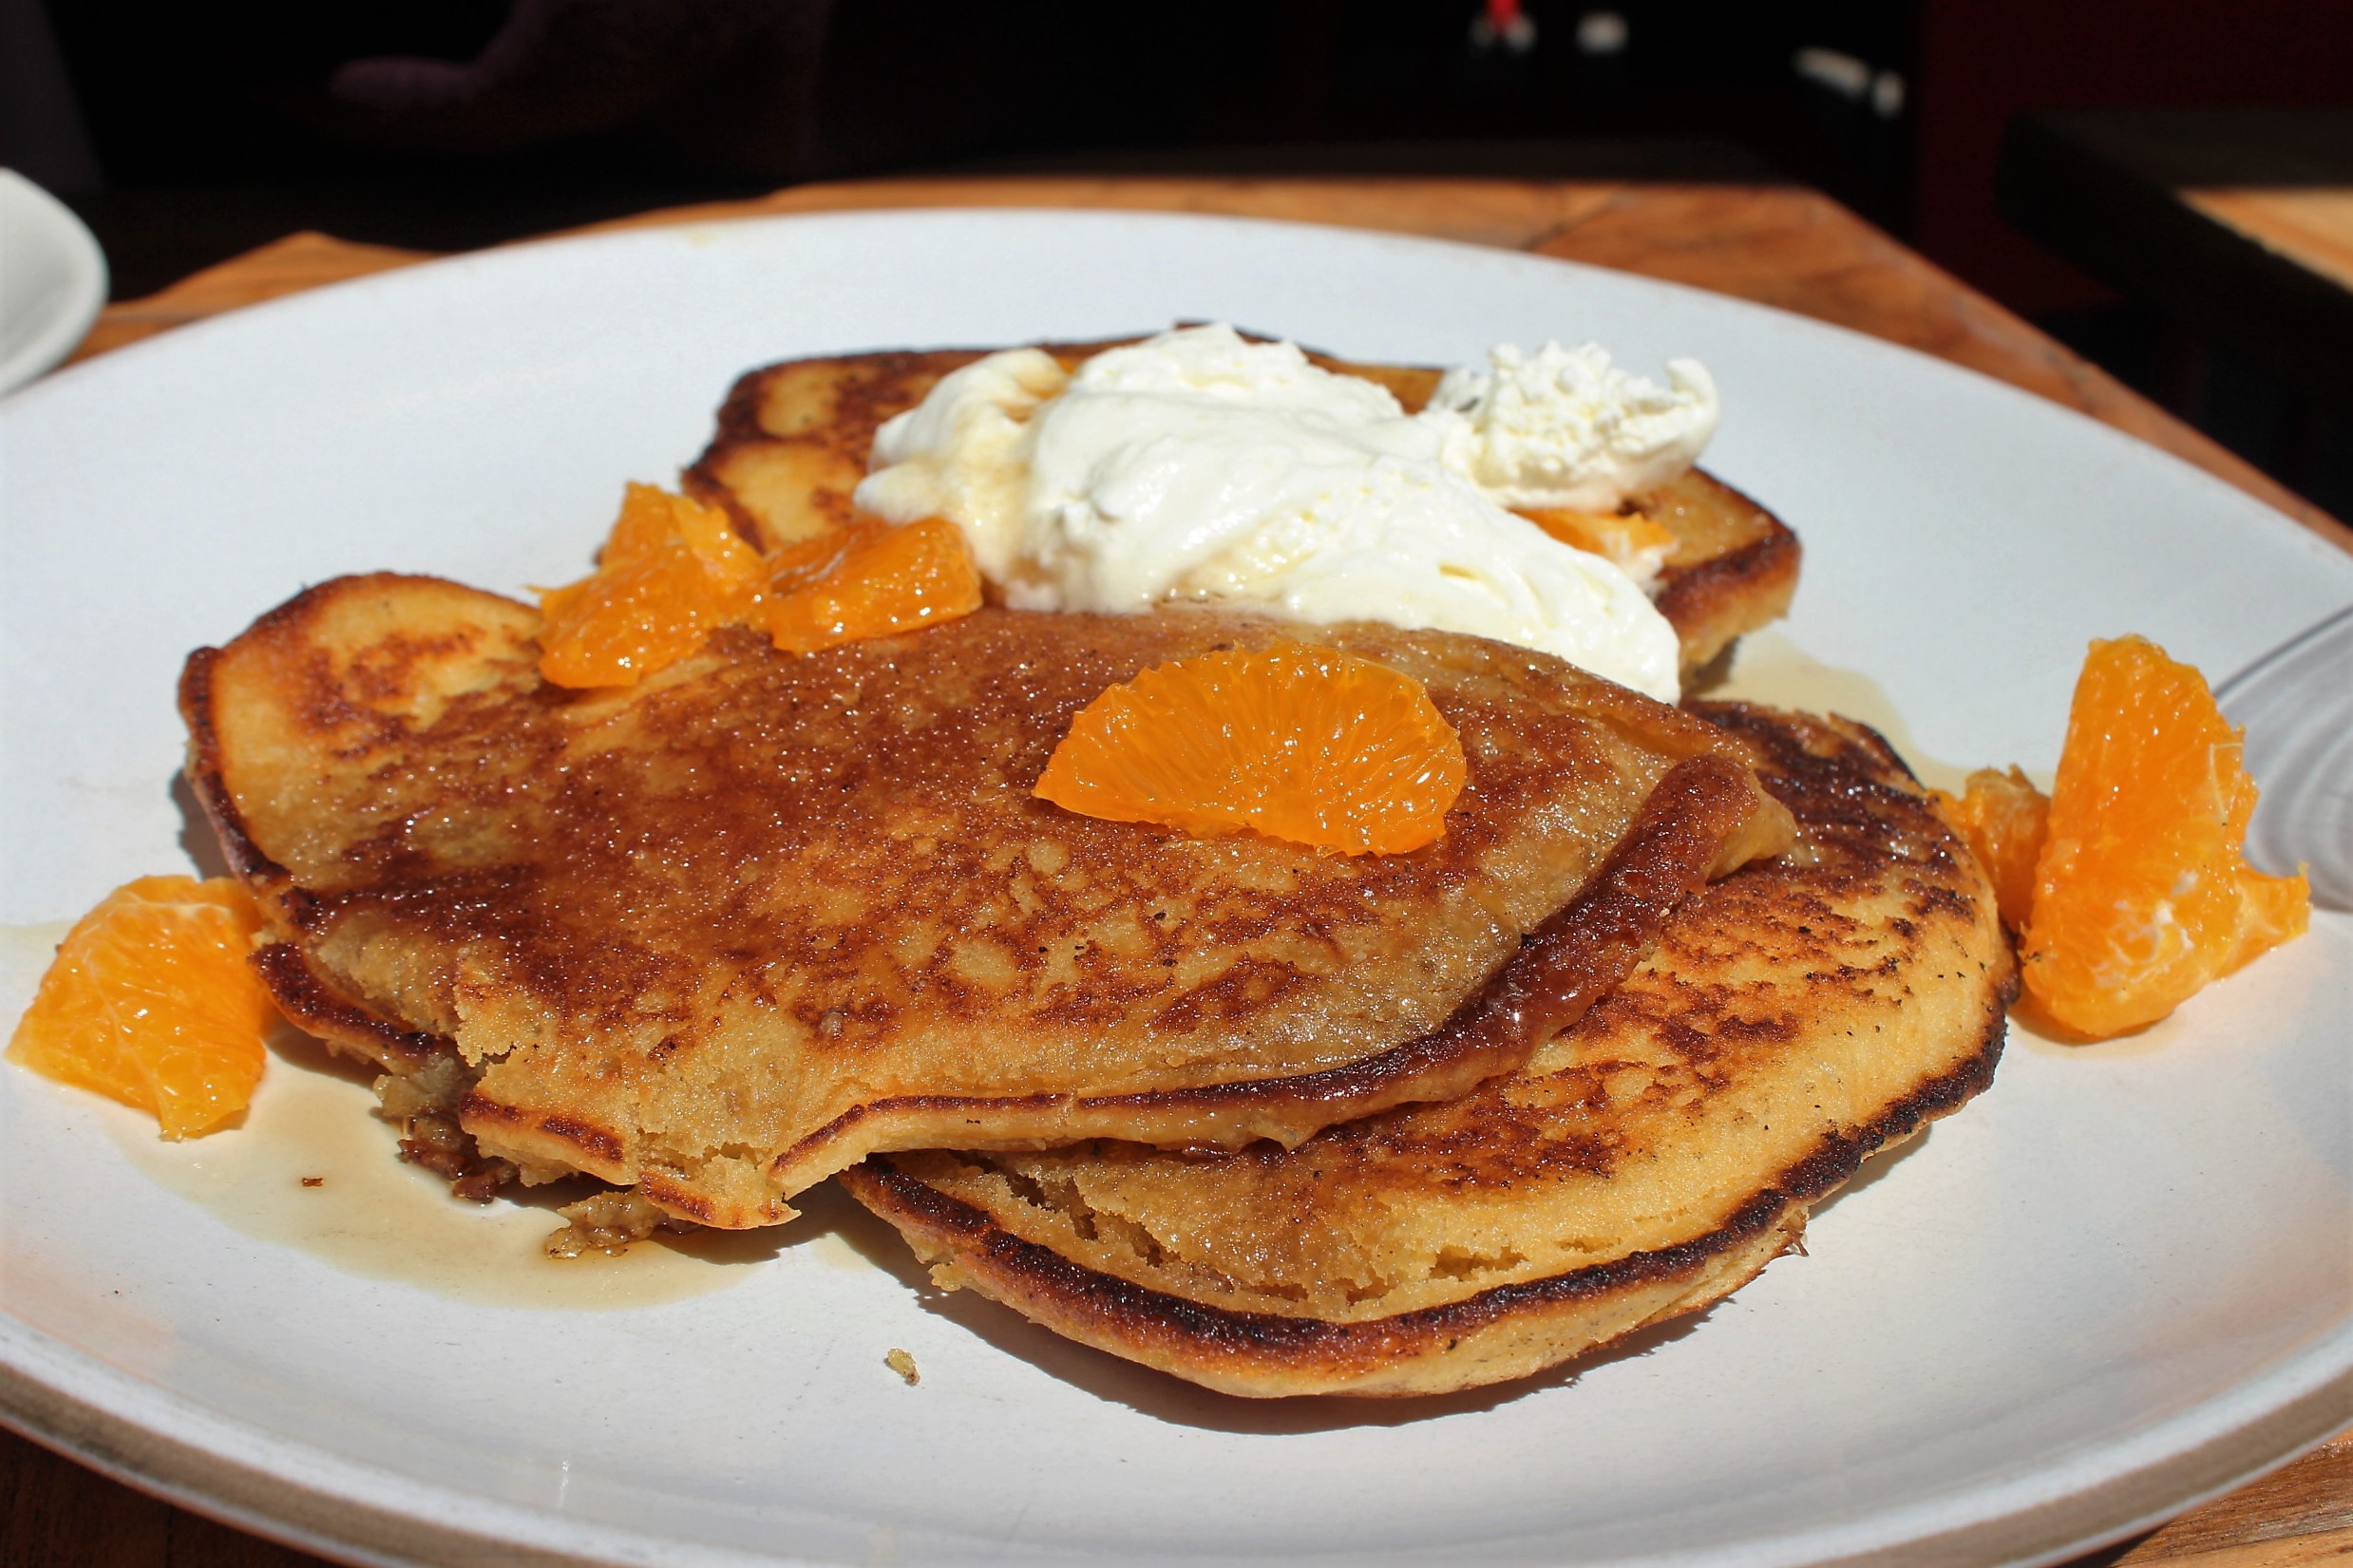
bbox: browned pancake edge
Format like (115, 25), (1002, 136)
(842, 1044), (1994, 1399)
(840, 706), (2015, 1397)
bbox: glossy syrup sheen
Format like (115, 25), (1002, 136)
(1, 921), (856, 1309)
(1708, 629), (2001, 796)
(102, 1030), (787, 1310)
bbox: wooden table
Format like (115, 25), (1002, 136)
(1998, 108), (2353, 410)
(9, 175), (2350, 1568)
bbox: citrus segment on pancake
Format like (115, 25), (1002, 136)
(537, 483), (763, 688)
(763, 515), (981, 653)
(1033, 645), (1467, 856)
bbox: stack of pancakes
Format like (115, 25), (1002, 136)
(180, 343), (2012, 1398)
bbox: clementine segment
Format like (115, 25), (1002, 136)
(8, 877), (277, 1139)
(1934, 766), (2050, 934)
(1034, 645), (1468, 856)
(538, 544), (720, 688)
(765, 516), (882, 598)
(2225, 871), (2313, 975)
(598, 480), (684, 566)
(766, 517), (982, 654)
(2020, 635), (2309, 1037)
(1520, 506), (1677, 575)
(538, 484), (763, 688)
(673, 490), (767, 618)
(543, 493), (984, 678)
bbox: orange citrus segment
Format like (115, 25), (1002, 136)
(598, 480), (685, 567)
(8, 877), (277, 1139)
(674, 493), (767, 618)
(2020, 634), (2310, 1037)
(1034, 645), (1468, 856)
(538, 484), (761, 688)
(539, 540), (720, 688)
(766, 517), (982, 654)
(1934, 765), (2050, 933)
(2224, 871), (2313, 977)
(1519, 506), (1677, 574)
(766, 516), (885, 598)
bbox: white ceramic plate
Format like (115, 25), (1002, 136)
(1, 211), (2347, 1568)
(0, 169), (106, 397)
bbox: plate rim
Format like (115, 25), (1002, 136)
(7, 201), (2352, 557)
(5, 1313), (2347, 1568)
(9, 202), (2348, 586)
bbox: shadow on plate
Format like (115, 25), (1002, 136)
(1807, 1122), (1930, 1225)
(819, 1167), (1736, 1432)
(173, 771), (232, 880)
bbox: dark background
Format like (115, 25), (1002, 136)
(7, 0), (2349, 513)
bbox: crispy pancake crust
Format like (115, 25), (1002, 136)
(183, 576), (1791, 1227)
(682, 341), (1798, 677)
(250, 941), (446, 1076)
(842, 706), (2014, 1397)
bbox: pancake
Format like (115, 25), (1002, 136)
(682, 340), (1799, 678)
(841, 704), (2014, 1397)
(180, 576), (1793, 1228)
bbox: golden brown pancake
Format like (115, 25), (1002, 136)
(683, 340), (1800, 678)
(181, 576), (1793, 1227)
(842, 705), (2014, 1397)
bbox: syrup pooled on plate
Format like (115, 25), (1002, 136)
(101, 1031), (839, 1312)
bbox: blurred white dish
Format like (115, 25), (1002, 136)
(2221, 603), (2353, 911)
(0, 169), (105, 396)
(0, 210), (2347, 1568)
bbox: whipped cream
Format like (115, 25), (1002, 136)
(855, 325), (1696, 701)
(1426, 341), (1718, 513)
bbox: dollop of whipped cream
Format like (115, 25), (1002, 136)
(854, 325), (1696, 700)
(1425, 341), (1719, 513)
